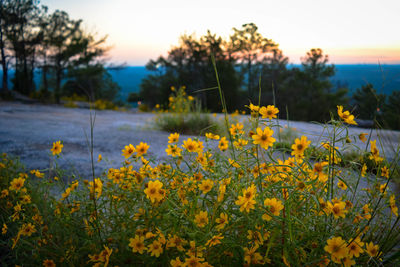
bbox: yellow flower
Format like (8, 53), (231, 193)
(235, 184), (257, 213)
(42, 259), (56, 267)
(359, 133), (367, 143)
(362, 204), (372, 220)
(348, 237), (364, 258)
(205, 234), (223, 247)
(97, 154), (102, 162)
(165, 145), (182, 157)
(198, 179), (214, 194)
(129, 235), (146, 254)
(361, 164), (367, 177)
(389, 195), (398, 217)
(168, 132), (180, 143)
(324, 236), (348, 260)
(369, 140), (383, 162)
(215, 213), (228, 230)
(259, 105), (279, 119)
(337, 105), (357, 125)
(229, 123), (244, 136)
(0, 189), (8, 198)
(194, 211), (208, 228)
(30, 169), (44, 178)
(136, 142), (149, 157)
(342, 256), (356, 267)
(50, 141), (63, 155)
(184, 256), (204, 267)
(218, 137), (229, 151)
(244, 245), (263, 265)
(263, 198), (284, 221)
(122, 144), (135, 158)
(233, 138), (248, 150)
(252, 127), (275, 150)
(365, 242), (379, 257)
(170, 257), (184, 267)
(291, 136), (311, 158)
(148, 240), (163, 257)
(205, 132), (220, 140)
(88, 178), (103, 199)
(247, 230), (263, 246)
(381, 166), (389, 178)
(144, 180), (165, 203)
(167, 234), (187, 251)
(183, 138), (199, 152)
(249, 103), (260, 113)
(2, 223), (7, 235)
(337, 180), (347, 190)
(328, 201), (347, 219)
(9, 177), (25, 191)
(21, 223), (36, 236)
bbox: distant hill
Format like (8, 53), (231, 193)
(2, 65), (400, 102)
(108, 65), (400, 101)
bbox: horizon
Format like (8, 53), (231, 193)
(41, 0), (400, 65)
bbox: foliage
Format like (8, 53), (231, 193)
(352, 83), (385, 120)
(140, 31), (243, 112)
(276, 48), (348, 122)
(381, 90), (400, 130)
(0, 0), (120, 104)
(1, 102), (400, 266)
(154, 86), (222, 135)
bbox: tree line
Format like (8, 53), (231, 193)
(139, 23), (399, 129)
(0, 0), (120, 103)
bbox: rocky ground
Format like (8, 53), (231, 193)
(1, 101), (399, 191)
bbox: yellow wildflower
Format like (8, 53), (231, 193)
(136, 142), (149, 157)
(205, 234), (223, 247)
(129, 235), (146, 254)
(168, 132), (179, 143)
(195, 211), (209, 228)
(50, 141), (63, 155)
(144, 180), (165, 203)
(337, 105), (357, 125)
(215, 213), (228, 230)
(148, 240), (163, 257)
(365, 242), (379, 257)
(183, 138), (199, 152)
(122, 144), (135, 158)
(259, 105), (279, 119)
(263, 198), (284, 221)
(218, 137), (229, 151)
(324, 236), (348, 260)
(291, 136), (311, 158)
(9, 177), (25, 192)
(198, 179), (214, 194)
(252, 127), (275, 150)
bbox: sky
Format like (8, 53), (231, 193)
(41, 0), (400, 65)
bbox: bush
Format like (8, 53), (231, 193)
(1, 104), (399, 266)
(154, 86), (223, 135)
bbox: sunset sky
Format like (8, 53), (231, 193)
(42, 0), (400, 65)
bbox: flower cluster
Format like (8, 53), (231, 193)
(0, 103), (399, 266)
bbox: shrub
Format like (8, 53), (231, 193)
(154, 86), (222, 135)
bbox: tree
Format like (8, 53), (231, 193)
(382, 91), (400, 130)
(352, 83), (385, 120)
(279, 49), (348, 121)
(140, 31), (242, 111)
(0, 0), (12, 93)
(5, 0), (43, 95)
(229, 23), (278, 100)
